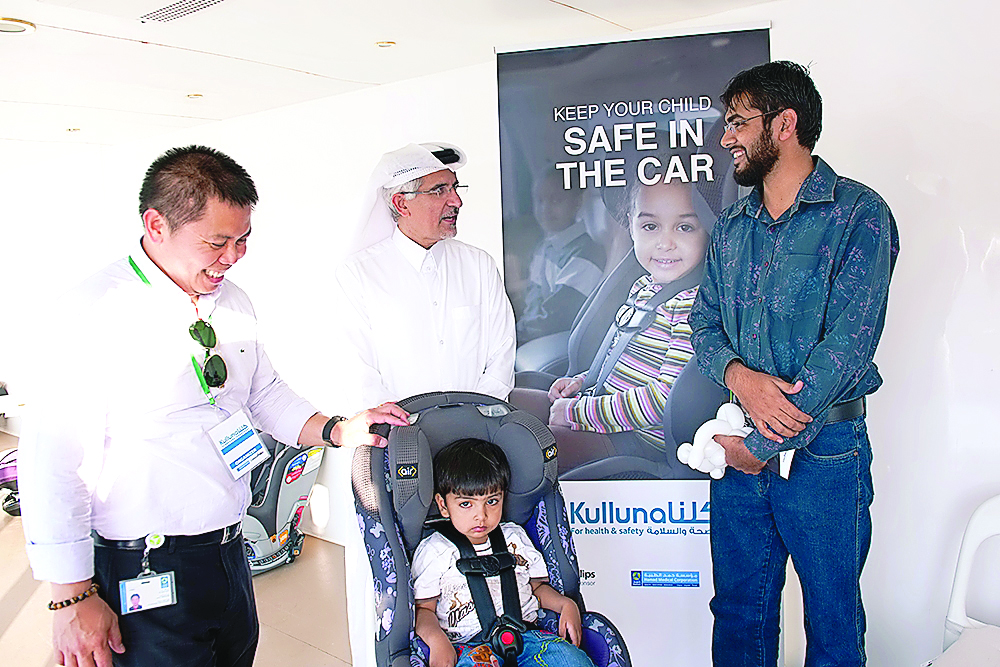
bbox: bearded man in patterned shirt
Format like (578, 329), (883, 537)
(689, 61), (899, 667)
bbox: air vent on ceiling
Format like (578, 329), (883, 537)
(140, 0), (225, 22)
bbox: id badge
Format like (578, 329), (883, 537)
(119, 571), (177, 615)
(208, 409), (270, 480)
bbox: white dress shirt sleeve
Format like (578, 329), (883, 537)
(473, 255), (516, 400)
(19, 301), (106, 584)
(245, 344), (319, 447)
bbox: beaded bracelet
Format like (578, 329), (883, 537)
(48, 582), (100, 611)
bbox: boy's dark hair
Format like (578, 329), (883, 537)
(720, 60), (823, 151)
(434, 438), (511, 498)
(138, 145), (258, 231)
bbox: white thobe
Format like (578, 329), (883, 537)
(336, 227), (515, 412)
(334, 227), (516, 667)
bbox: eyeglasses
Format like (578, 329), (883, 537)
(400, 183), (469, 198)
(189, 319), (227, 388)
(723, 109), (783, 134)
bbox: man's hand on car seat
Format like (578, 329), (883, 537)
(336, 404), (410, 448)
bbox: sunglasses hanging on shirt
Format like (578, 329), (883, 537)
(189, 319), (228, 389)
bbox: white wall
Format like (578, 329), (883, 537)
(3, 1), (999, 665)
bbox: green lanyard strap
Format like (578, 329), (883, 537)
(128, 256), (151, 286)
(190, 355), (216, 406)
(129, 254), (217, 407)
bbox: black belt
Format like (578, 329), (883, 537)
(93, 522), (243, 550)
(826, 396), (865, 423)
(732, 395), (865, 425)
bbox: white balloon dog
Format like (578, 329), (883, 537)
(676, 403), (752, 479)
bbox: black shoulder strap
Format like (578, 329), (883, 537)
(488, 529), (523, 627)
(434, 524), (522, 639)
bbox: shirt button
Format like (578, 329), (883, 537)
(752, 334), (758, 340)
(764, 262), (769, 268)
(439, 340), (444, 345)
(433, 301), (438, 306)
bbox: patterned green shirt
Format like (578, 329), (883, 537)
(689, 157), (899, 461)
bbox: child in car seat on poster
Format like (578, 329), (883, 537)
(511, 171), (713, 476)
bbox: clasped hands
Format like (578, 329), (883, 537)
(716, 361), (813, 474)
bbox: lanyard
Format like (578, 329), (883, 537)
(128, 255), (220, 407)
(128, 255), (150, 286)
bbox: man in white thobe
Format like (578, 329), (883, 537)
(336, 142), (516, 667)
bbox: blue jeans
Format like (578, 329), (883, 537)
(455, 630), (594, 667)
(709, 416), (874, 667)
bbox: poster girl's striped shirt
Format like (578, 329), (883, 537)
(566, 275), (697, 451)
(689, 157), (899, 463)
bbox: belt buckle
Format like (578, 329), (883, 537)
(222, 522), (242, 544)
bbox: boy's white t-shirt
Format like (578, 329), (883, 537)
(412, 522), (549, 643)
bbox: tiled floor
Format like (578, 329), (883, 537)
(0, 432), (353, 667)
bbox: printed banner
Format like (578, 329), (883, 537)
(498, 29), (770, 665)
(498, 28), (769, 481)
(564, 480), (713, 666)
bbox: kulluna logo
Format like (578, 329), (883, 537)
(569, 500), (710, 526)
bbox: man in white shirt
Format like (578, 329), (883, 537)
(335, 143), (516, 667)
(18, 145), (408, 667)
(337, 142), (516, 408)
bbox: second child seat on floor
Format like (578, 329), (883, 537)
(242, 433), (326, 574)
(352, 391), (632, 667)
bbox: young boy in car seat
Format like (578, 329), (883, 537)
(411, 438), (595, 667)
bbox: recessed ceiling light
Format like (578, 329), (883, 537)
(187, 93), (204, 99)
(66, 128), (81, 133)
(0, 18), (36, 34)
(375, 41), (396, 48)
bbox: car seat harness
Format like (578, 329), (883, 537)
(435, 522), (527, 665)
(580, 271), (701, 396)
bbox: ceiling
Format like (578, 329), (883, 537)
(1, 0), (762, 146)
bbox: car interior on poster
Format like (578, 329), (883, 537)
(500, 29), (770, 482)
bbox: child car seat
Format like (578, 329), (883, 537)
(352, 391), (632, 667)
(0, 447), (18, 517)
(242, 434), (326, 575)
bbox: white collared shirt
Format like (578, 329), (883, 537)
(336, 227), (516, 412)
(19, 243), (317, 584)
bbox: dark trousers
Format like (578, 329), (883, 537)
(94, 533), (258, 667)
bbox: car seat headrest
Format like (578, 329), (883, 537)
(374, 395), (558, 553)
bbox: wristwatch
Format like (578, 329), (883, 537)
(322, 415), (347, 447)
